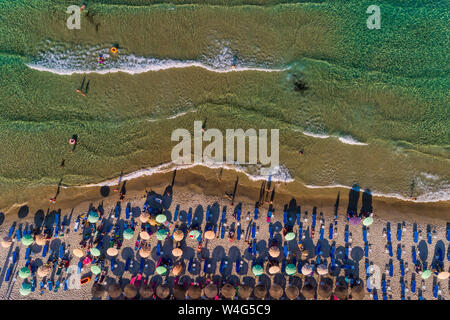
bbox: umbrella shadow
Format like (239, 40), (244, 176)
(18, 205), (29, 219)
(121, 247), (135, 260)
(131, 206), (141, 218)
(242, 276), (255, 287)
(360, 189), (373, 215)
(418, 240), (428, 262)
(209, 203), (220, 225)
(100, 186), (110, 197)
(350, 246), (364, 262)
(346, 184), (360, 217)
(0, 212), (4, 226)
(162, 185), (173, 209)
(228, 246), (241, 262)
(273, 273), (286, 287)
(211, 246), (226, 263)
(192, 205), (204, 228)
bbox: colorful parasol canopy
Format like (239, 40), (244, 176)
(19, 282), (32, 296)
(204, 230), (215, 240)
(21, 234), (34, 246)
(123, 228), (134, 240)
(139, 231), (150, 240)
(73, 248), (85, 258)
(156, 214), (167, 224)
(285, 232), (296, 241)
(88, 211), (99, 223)
(173, 229), (184, 242)
(285, 263), (297, 276)
(90, 247), (101, 257)
(156, 229), (168, 241)
(362, 217), (373, 226)
(106, 247), (118, 257)
(19, 266), (31, 279)
(156, 265), (168, 275)
(252, 264), (263, 276)
(91, 265), (101, 275)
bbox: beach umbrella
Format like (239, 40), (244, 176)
(269, 284), (284, 300)
(269, 265), (281, 274)
(123, 228), (134, 240)
(156, 214), (167, 224)
(350, 282), (365, 300)
(188, 229), (200, 239)
(187, 285), (202, 300)
(204, 230), (215, 240)
(139, 212), (150, 223)
(286, 263), (297, 276)
(285, 232), (296, 241)
(318, 277), (333, 299)
(204, 283), (218, 299)
(90, 247), (101, 257)
(437, 271), (449, 280)
(252, 264), (264, 276)
(37, 265), (50, 277)
(73, 248), (85, 258)
(35, 234), (46, 246)
(91, 283), (106, 298)
(221, 283), (236, 299)
(349, 217), (361, 226)
(139, 284), (154, 299)
(286, 285), (299, 300)
(301, 283), (316, 300)
(237, 285), (253, 300)
(172, 247), (183, 258)
(317, 264), (328, 275)
(156, 229), (168, 241)
(362, 217), (373, 226)
(156, 284), (170, 299)
(334, 284), (348, 300)
(171, 264), (183, 276)
(139, 231), (150, 240)
(19, 266), (31, 279)
(21, 234), (33, 246)
(91, 265), (101, 275)
(108, 283), (122, 299)
(124, 284), (138, 299)
(139, 247), (151, 258)
(173, 284), (187, 300)
(19, 282), (31, 296)
(107, 247), (119, 257)
(173, 230), (184, 242)
(83, 256), (93, 265)
(88, 211), (99, 223)
(254, 284), (267, 299)
(1, 237), (12, 248)
(156, 265), (168, 275)
(421, 270), (432, 279)
(301, 264), (313, 276)
(268, 246), (280, 258)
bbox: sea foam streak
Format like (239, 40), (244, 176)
(26, 41), (287, 75)
(301, 130), (368, 146)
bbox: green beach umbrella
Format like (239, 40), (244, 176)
(123, 228), (134, 240)
(156, 229), (167, 241)
(91, 265), (101, 275)
(19, 282), (31, 296)
(156, 265), (168, 275)
(188, 229), (201, 239)
(285, 232), (296, 241)
(362, 217), (373, 226)
(88, 211), (99, 223)
(90, 247), (101, 257)
(156, 214), (167, 224)
(19, 267), (31, 279)
(421, 270), (432, 279)
(286, 264), (297, 276)
(21, 234), (33, 246)
(252, 264), (263, 276)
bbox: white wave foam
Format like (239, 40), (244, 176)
(337, 136), (368, 146)
(302, 131), (330, 139)
(26, 41), (287, 75)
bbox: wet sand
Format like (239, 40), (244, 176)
(0, 166), (449, 300)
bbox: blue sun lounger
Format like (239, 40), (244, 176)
(74, 216), (80, 232)
(284, 243), (288, 257)
(16, 229), (21, 243)
(344, 246), (349, 260)
(236, 259), (241, 273)
(205, 206), (210, 223)
(174, 205), (179, 222)
(8, 225), (15, 239)
(254, 207), (258, 220)
(316, 243), (321, 256)
(298, 223), (302, 241)
(448, 245), (450, 261)
(54, 280), (60, 293)
(330, 244), (336, 259)
(267, 209), (272, 222)
(237, 208), (241, 222)
(296, 212), (300, 226)
(111, 257), (116, 271)
(320, 227), (324, 240)
(269, 224), (274, 239)
(397, 245), (402, 261)
(12, 250), (17, 264)
(411, 279), (416, 293)
(364, 243), (369, 258)
(400, 261), (405, 277)
(388, 243), (393, 257)
(237, 226), (241, 241)
(126, 205), (130, 220)
(221, 225), (226, 239)
(251, 223), (256, 239)
(413, 230), (418, 243)
(447, 227), (450, 241)
(397, 226), (402, 242)
(48, 280), (53, 291)
(156, 242), (161, 256)
(219, 258), (226, 273)
(386, 226), (391, 242)
(214, 224), (217, 235)
(78, 261), (82, 274)
(329, 224), (333, 240)
(64, 279), (68, 291)
(344, 229), (349, 243)
(115, 204), (120, 219)
(5, 266), (12, 282)
(412, 247), (417, 264)
(203, 259), (208, 273)
(363, 227), (367, 243)
(382, 279), (386, 293)
(252, 241), (257, 256)
(312, 211), (316, 227)
(427, 231), (432, 244)
(221, 207), (226, 224)
(40, 281), (45, 290)
(281, 259), (286, 273)
(283, 210), (287, 225)
(373, 290), (378, 300)
(433, 284), (438, 298)
(383, 294), (388, 300)
(401, 281), (405, 298)
(31, 278), (36, 292)
(59, 244), (64, 259)
(188, 258), (193, 273)
(389, 263), (393, 277)
(25, 247), (31, 260)
(187, 209), (192, 227)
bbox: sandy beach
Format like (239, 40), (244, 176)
(0, 165), (448, 300)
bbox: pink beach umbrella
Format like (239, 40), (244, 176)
(83, 256), (93, 265)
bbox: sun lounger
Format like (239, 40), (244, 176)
(397, 226), (402, 241)
(382, 294), (388, 300)
(16, 229), (21, 243)
(397, 245), (402, 261)
(78, 261), (82, 274)
(187, 210), (192, 227)
(388, 243), (393, 257)
(219, 258), (226, 273)
(126, 206), (130, 220)
(284, 243), (288, 257)
(203, 259), (208, 273)
(283, 210), (287, 225)
(281, 259), (286, 273)
(411, 279), (416, 293)
(382, 279), (386, 293)
(330, 243), (335, 258)
(40, 280), (45, 290)
(315, 242), (321, 256)
(31, 278), (36, 292)
(447, 227), (450, 241)
(237, 208), (241, 222)
(387, 227), (391, 243)
(267, 208), (272, 223)
(54, 280), (60, 292)
(363, 227), (367, 243)
(115, 204), (120, 219)
(220, 225), (225, 239)
(251, 223), (256, 239)
(297, 212), (301, 225)
(329, 224), (333, 240)
(269, 224), (274, 239)
(8, 225), (14, 238)
(236, 259), (241, 273)
(5, 266), (12, 282)
(400, 261), (405, 277)
(364, 243), (369, 258)
(12, 250), (17, 264)
(64, 279), (68, 291)
(252, 241), (257, 256)
(48, 280), (53, 291)
(237, 226), (241, 241)
(59, 244), (64, 259)
(344, 246), (349, 260)
(25, 247), (31, 260)
(124, 257), (131, 271)
(389, 263), (393, 277)
(344, 230), (349, 243)
(254, 207), (258, 220)
(312, 212), (316, 227)
(320, 227), (324, 240)
(373, 290), (378, 300)
(427, 231), (432, 244)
